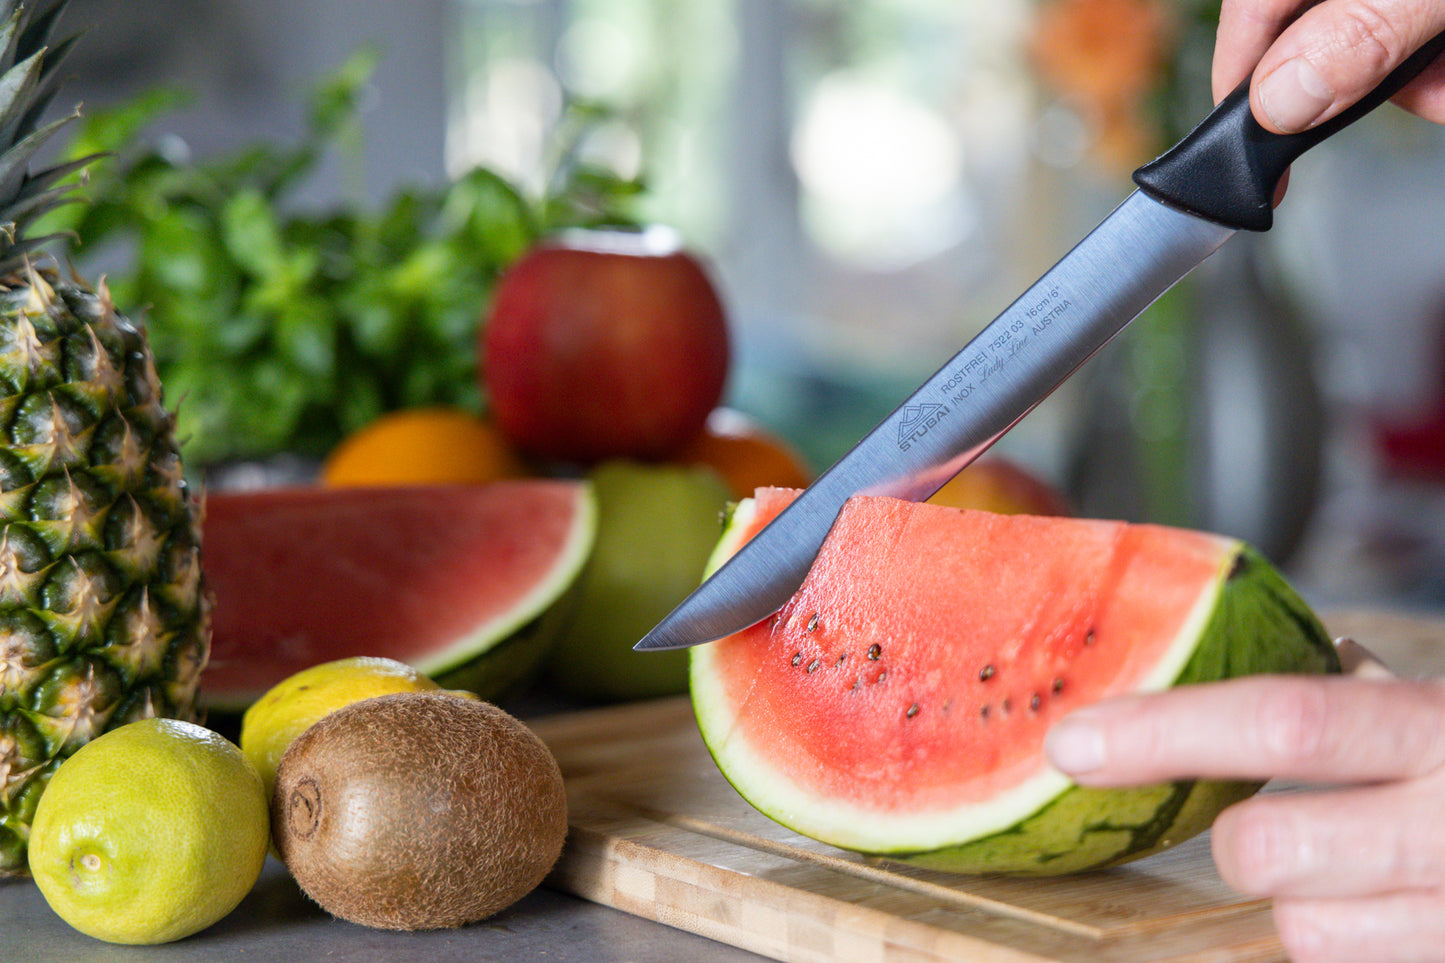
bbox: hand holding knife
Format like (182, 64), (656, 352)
(637, 30), (1445, 654)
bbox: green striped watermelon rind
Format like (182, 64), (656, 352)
(691, 497), (1340, 876)
(431, 595), (575, 701)
(420, 490), (598, 702)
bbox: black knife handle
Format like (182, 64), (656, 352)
(1134, 31), (1445, 231)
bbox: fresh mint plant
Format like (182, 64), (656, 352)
(47, 50), (643, 467)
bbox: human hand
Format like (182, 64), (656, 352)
(1213, 0), (1445, 132)
(1046, 641), (1445, 963)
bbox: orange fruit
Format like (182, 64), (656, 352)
(674, 408), (813, 498)
(321, 407), (528, 487)
(927, 456), (1072, 516)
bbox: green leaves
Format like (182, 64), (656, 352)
(48, 53), (642, 467)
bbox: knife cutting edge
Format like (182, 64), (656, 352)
(636, 33), (1445, 653)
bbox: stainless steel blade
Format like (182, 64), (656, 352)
(636, 190), (1236, 651)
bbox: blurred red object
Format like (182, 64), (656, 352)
(1374, 324), (1445, 480)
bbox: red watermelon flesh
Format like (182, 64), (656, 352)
(708, 489), (1225, 808)
(200, 481), (595, 710)
(691, 488), (1338, 873)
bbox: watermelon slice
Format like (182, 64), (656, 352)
(200, 481), (596, 711)
(690, 488), (1339, 875)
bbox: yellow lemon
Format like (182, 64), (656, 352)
(27, 718), (269, 945)
(240, 656), (471, 801)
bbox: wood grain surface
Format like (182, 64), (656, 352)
(533, 609), (1445, 963)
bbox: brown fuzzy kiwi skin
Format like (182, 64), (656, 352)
(271, 692), (569, 931)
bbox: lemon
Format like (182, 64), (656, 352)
(27, 718), (269, 945)
(241, 656), (469, 800)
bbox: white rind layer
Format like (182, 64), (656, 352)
(413, 483), (598, 675)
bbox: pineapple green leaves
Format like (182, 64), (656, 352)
(45, 49), (646, 468)
(0, 1), (96, 275)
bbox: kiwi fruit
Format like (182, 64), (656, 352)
(271, 692), (568, 930)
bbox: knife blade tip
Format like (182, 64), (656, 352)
(632, 631), (685, 652)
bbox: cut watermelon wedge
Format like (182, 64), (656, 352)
(691, 488), (1339, 875)
(200, 482), (596, 711)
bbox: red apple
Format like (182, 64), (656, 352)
(926, 455), (1072, 516)
(482, 227), (730, 464)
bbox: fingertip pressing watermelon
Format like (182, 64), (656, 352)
(690, 489), (1339, 876)
(199, 481), (596, 712)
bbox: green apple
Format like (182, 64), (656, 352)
(546, 460), (731, 701)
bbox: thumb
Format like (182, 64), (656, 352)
(1250, 1), (1445, 133)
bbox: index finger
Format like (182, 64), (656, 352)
(1213, 0), (1305, 101)
(1233, 0), (1445, 129)
(1045, 674), (1445, 786)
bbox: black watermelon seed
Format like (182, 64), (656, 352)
(867, 643), (882, 661)
(1001, 697), (1012, 713)
(1052, 677), (1065, 694)
(1084, 629), (1096, 646)
(806, 659), (820, 673)
(1029, 692), (1042, 712)
(980, 705), (990, 720)
(806, 612), (820, 631)
(979, 664), (996, 682)
(1227, 552), (1249, 580)
(835, 653), (847, 666)
(906, 703), (919, 719)
(790, 652), (802, 666)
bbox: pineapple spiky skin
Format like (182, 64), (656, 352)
(0, 267), (209, 875)
(0, 1), (211, 875)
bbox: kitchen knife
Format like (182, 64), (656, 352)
(636, 34), (1445, 652)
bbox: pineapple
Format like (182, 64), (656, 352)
(0, 0), (209, 875)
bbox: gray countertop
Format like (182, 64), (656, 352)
(3, 856), (768, 962)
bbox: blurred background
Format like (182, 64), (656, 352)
(56, 0), (1445, 609)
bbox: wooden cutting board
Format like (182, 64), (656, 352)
(531, 609), (1445, 963)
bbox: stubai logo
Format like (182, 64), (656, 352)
(897, 403), (948, 451)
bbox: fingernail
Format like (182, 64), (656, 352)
(1045, 717), (1107, 775)
(1258, 58), (1334, 132)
